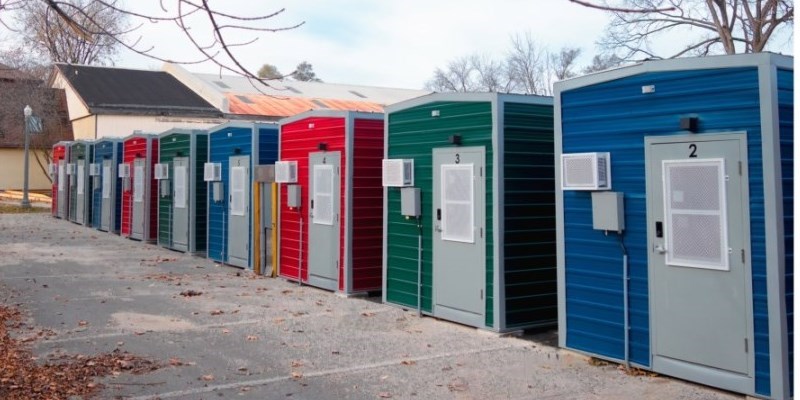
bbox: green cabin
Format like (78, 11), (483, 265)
(68, 140), (93, 226)
(382, 93), (557, 332)
(156, 128), (209, 255)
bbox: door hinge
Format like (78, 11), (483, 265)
(480, 289), (483, 300)
(741, 249), (746, 263)
(479, 167), (483, 177)
(480, 227), (483, 238)
(738, 161), (742, 176)
(744, 338), (749, 353)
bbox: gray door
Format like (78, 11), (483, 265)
(647, 135), (752, 385)
(75, 160), (86, 223)
(307, 152), (341, 290)
(57, 160), (67, 219)
(100, 159), (113, 231)
(172, 157), (190, 251)
(68, 162), (77, 222)
(131, 158), (146, 240)
(432, 146), (486, 327)
(227, 155), (250, 268)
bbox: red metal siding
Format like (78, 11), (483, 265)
(350, 118), (384, 292)
(121, 136), (158, 240)
(51, 145), (67, 216)
(278, 117), (347, 286)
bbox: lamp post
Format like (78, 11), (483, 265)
(20, 105), (32, 209)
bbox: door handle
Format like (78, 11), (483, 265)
(655, 244), (667, 254)
(434, 225), (442, 232)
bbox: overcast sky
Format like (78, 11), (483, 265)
(113, 1), (621, 89)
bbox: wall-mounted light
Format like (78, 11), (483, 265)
(234, 147), (242, 155)
(431, 110), (441, 117)
(176, 151), (183, 157)
(318, 142), (328, 151)
(135, 153), (142, 158)
(680, 117), (699, 133)
(448, 135), (461, 145)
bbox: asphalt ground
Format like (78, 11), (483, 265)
(0, 213), (742, 399)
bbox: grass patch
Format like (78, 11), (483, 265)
(0, 204), (49, 214)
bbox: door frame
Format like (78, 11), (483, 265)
(644, 132), (754, 393)
(431, 145), (487, 328)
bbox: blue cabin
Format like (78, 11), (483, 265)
(206, 122), (278, 269)
(555, 53), (792, 399)
(91, 139), (123, 233)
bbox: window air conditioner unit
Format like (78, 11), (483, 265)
(382, 159), (414, 187)
(154, 163), (169, 180)
(48, 163), (57, 175)
(118, 164), (130, 178)
(203, 162), (222, 182)
(66, 163), (76, 175)
(88, 163), (101, 176)
(274, 161), (298, 183)
(561, 152), (611, 191)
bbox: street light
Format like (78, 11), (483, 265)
(20, 104), (32, 209)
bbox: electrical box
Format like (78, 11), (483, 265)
(400, 187), (421, 217)
(592, 191), (625, 232)
(287, 184), (301, 208)
(212, 181), (223, 203)
(160, 179), (171, 198)
(254, 165), (275, 183)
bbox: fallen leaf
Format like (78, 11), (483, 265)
(169, 357), (184, 366)
(201, 374), (214, 381)
(291, 360), (303, 368)
(291, 371), (303, 379)
(360, 312), (376, 317)
(78, 320), (88, 326)
(378, 392), (392, 398)
(246, 335), (258, 341)
(401, 360), (416, 366)
(210, 310), (224, 316)
(222, 329), (230, 334)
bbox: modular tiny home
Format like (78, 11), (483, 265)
(383, 93), (556, 332)
(206, 122), (278, 269)
(277, 110), (384, 294)
(156, 128), (209, 254)
(555, 53), (793, 399)
(67, 140), (93, 226)
(91, 139), (123, 233)
(120, 133), (159, 242)
(51, 141), (71, 219)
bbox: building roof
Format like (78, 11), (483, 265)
(54, 64), (222, 117)
(0, 63), (39, 82)
(164, 63), (430, 119)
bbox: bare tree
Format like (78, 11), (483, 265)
(549, 47), (582, 80)
(507, 32), (548, 95)
(0, 1), (304, 88)
(581, 53), (624, 74)
(14, 0), (124, 65)
(572, 0), (794, 60)
(425, 56), (479, 92)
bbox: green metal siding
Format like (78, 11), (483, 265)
(502, 102), (557, 328)
(386, 101), (494, 326)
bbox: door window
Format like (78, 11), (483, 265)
(441, 164), (474, 243)
(230, 166), (246, 216)
(663, 159), (729, 270)
(174, 165), (187, 209)
(58, 164), (65, 191)
(102, 166), (111, 199)
(312, 164), (334, 225)
(133, 164), (145, 202)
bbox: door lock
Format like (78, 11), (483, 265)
(655, 244), (667, 254)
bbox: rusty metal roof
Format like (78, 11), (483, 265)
(226, 94), (384, 117)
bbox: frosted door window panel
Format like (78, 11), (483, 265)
(230, 166), (246, 216)
(133, 165), (145, 202)
(174, 166), (187, 209)
(441, 164), (474, 243)
(663, 159), (729, 270)
(313, 165), (334, 226)
(58, 165), (65, 191)
(102, 166), (111, 199)
(77, 165), (85, 195)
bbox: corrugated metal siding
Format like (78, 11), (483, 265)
(385, 101), (494, 326)
(560, 67), (769, 383)
(194, 134), (209, 253)
(777, 67), (793, 396)
(278, 117), (347, 284)
(503, 102), (557, 329)
(258, 127), (279, 167)
(51, 145), (66, 216)
(351, 118), (384, 292)
(207, 127), (252, 263)
(158, 133), (190, 246)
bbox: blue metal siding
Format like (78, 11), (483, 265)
(207, 127), (253, 264)
(560, 67), (770, 390)
(258, 126), (279, 166)
(777, 68), (793, 396)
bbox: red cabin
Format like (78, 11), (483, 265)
(51, 141), (71, 218)
(278, 110), (384, 295)
(120, 133), (158, 242)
